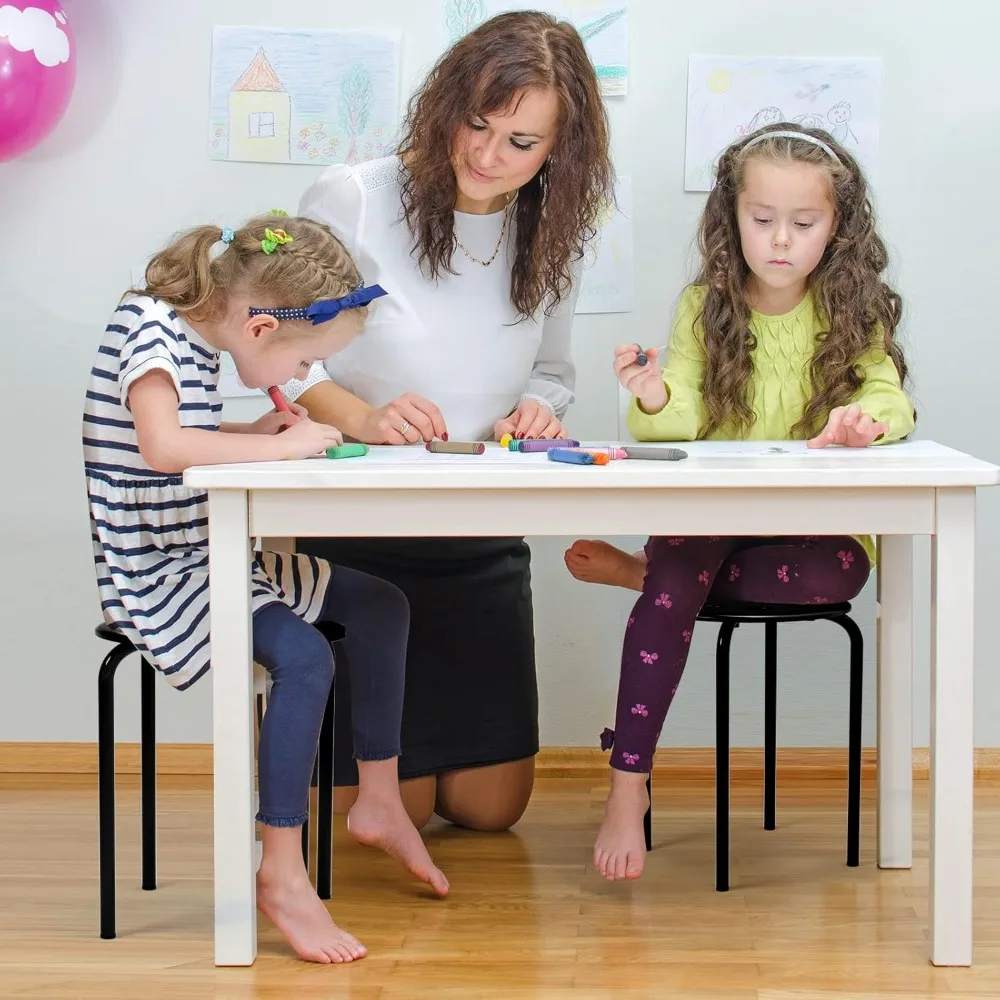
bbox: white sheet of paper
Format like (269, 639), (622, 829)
(209, 26), (400, 166)
(577, 175), (634, 314)
(685, 55), (882, 191)
(443, 1), (628, 96)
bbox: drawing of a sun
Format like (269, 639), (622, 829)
(707, 69), (732, 94)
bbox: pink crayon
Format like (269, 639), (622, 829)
(577, 446), (630, 460)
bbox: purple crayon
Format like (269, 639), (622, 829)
(507, 438), (580, 452)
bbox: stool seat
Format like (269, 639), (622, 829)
(699, 601), (852, 624)
(96, 620), (349, 645)
(95, 623), (131, 645)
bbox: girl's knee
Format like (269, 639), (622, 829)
(294, 626), (335, 697)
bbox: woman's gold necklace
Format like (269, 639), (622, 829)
(454, 193), (516, 267)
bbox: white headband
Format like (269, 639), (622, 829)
(740, 129), (841, 163)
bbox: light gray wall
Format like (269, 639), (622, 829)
(1, 0), (997, 749)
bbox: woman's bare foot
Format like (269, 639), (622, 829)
(593, 769), (650, 881)
(564, 539), (646, 591)
(348, 782), (449, 897)
(257, 834), (367, 964)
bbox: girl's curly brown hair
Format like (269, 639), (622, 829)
(396, 11), (614, 320)
(695, 122), (909, 438)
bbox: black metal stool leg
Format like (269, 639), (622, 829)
(764, 621), (777, 832)
(643, 773), (652, 852)
(98, 644), (131, 940)
(302, 817), (310, 870)
(316, 670), (336, 900)
(834, 614), (864, 868)
(716, 621), (735, 892)
(140, 659), (156, 891)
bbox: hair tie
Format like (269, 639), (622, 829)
(741, 129), (841, 163)
(220, 227), (235, 245)
(261, 227), (294, 255)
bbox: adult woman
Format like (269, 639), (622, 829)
(283, 11), (613, 830)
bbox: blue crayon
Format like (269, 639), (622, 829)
(547, 448), (595, 465)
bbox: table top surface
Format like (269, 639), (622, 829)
(183, 439), (1000, 492)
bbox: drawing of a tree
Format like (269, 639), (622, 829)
(445, 0), (487, 42)
(339, 62), (374, 166)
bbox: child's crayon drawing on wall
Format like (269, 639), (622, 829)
(209, 26), (400, 166)
(685, 55), (882, 191)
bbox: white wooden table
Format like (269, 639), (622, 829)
(184, 439), (998, 968)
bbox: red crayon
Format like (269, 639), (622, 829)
(267, 386), (290, 412)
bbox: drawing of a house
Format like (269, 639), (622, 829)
(228, 48), (291, 162)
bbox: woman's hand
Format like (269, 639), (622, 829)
(493, 398), (567, 441)
(250, 402), (308, 436)
(807, 403), (889, 448)
(356, 393), (448, 445)
(614, 344), (668, 414)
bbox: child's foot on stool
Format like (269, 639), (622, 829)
(565, 540), (646, 591)
(257, 863), (367, 963)
(593, 769), (650, 881)
(348, 790), (450, 897)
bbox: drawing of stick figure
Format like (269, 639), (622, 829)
(826, 101), (858, 144)
(736, 106), (783, 137)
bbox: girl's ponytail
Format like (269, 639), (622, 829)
(138, 226), (225, 319)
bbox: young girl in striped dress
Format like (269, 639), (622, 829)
(83, 215), (447, 964)
(565, 124), (915, 882)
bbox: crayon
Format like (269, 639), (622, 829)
(499, 433), (514, 448)
(325, 444), (369, 460)
(547, 448), (596, 465)
(577, 446), (630, 460)
(635, 344), (648, 367)
(508, 438), (580, 452)
(267, 386), (290, 412)
(426, 440), (486, 455)
(622, 446), (688, 461)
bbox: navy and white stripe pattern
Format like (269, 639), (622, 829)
(83, 295), (331, 690)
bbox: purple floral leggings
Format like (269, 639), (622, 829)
(604, 535), (870, 773)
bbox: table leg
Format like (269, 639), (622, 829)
(929, 488), (975, 966)
(876, 535), (914, 869)
(209, 490), (257, 966)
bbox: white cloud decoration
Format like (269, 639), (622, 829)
(0, 5), (71, 68)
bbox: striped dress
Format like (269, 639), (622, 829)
(83, 295), (331, 690)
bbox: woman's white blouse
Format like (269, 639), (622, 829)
(281, 156), (578, 441)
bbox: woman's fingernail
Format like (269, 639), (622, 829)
(442, 432), (449, 441)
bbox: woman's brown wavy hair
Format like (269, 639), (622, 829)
(397, 11), (614, 320)
(695, 122), (909, 438)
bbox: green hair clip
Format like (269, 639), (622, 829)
(261, 227), (294, 255)
(269, 208), (289, 217)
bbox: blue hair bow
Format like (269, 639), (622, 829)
(304, 284), (388, 324)
(247, 284), (388, 324)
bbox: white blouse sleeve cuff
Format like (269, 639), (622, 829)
(522, 382), (574, 418)
(278, 362), (332, 403)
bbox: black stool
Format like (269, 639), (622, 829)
(96, 621), (342, 939)
(642, 601), (863, 892)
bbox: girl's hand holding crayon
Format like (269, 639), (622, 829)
(806, 402), (889, 449)
(251, 401), (308, 436)
(493, 397), (567, 442)
(614, 344), (668, 415)
(279, 417), (344, 459)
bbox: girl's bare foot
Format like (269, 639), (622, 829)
(593, 769), (649, 881)
(257, 846), (367, 964)
(564, 539), (646, 591)
(348, 787), (449, 897)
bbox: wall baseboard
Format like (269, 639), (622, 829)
(2, 743), (1000, 782)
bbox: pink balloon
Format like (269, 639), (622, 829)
(0, 1), (76, 162)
